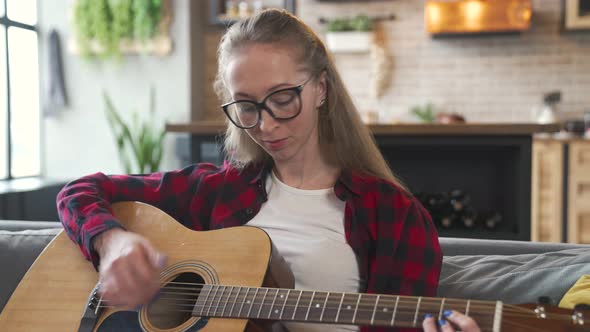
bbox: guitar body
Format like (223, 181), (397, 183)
(1, 202), (588, 331)
(0, 202), (294, 332)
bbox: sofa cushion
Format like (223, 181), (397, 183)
(0, 228), (61, 313)
(438, 248), (590, 304)
(559, 274), (590, 309)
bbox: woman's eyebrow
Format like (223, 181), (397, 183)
(234, 82), (296, 100)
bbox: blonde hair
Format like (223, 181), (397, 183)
(214, 9), (405, 188)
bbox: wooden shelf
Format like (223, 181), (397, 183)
(209, 0), (296, 27)
(166, 122), (560, 136)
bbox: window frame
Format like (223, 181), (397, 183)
(0, 1), (39, 180)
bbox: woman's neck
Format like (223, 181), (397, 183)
(273, 155), (340, 190)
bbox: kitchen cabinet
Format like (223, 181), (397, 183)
(531, 138), (590, 243)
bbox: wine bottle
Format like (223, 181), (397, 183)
(450, 189), (470, 213)
(461, 208), (478, 229)
(482, 212), (503, 230)
(436, 193), (454, 229)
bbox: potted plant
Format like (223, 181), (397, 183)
(325, 14), (373, 53)
(71, 0), (171, 59)
(103, 87), (167, 174)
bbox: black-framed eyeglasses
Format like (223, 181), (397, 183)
(222, 77), (312, 129)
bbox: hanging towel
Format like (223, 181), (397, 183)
(43, 29), (68, 117)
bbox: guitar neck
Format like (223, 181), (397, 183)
(190, 285), (501, 328)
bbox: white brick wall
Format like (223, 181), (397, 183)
(204, 0), (590, 123)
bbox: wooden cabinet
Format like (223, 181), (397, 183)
(531, 139), (564, 242)
(568, 141), (590, 243)
(531, 138), (590, 243)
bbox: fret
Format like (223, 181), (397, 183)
(247, 288), (260, 318)
(321, 292), (342, 323)
(320, 292), (330, 322)
(390, 296), (399, 326)
(304, 291), (316, 321)
(412, 297), (422, 327)
(221, 286), (234, 317)
(237, 288), (251, 318)
(279, 289), (291, 320)
(466, 299), (471, 317)
(372, 294), (394, 325)
(393, 296), (419, 327)
(196, 285), (212, 316)
(205, 285), (220, 316)
(371, 295), (380, 325)
(228, 287), (241, 317)
(292, 290), (304, 320)
(352, 293), (362, 324)
(306, 291), (328, 323)
(257, 288), (269, 318)
(336, 293), (359, 324)
(438, 298), (446, 321)
(460, 299), (496, 331)
(335, 293), (345, 322)
(213, 286), (228, 317)
(354, 293), (379, 326)
(267, 289), (280, 319)
(294, 290), (313, 321)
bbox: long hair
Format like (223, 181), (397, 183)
(214, 9), (405, 188)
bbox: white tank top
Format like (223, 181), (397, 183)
(247, 172), (361, 332)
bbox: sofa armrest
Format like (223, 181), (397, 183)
(439, 237), (590, 256)
(0, 220), (62, 232)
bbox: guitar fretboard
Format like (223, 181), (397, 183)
(190, 285), (500, 329)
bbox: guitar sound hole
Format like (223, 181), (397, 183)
(147, 272), (205, 329)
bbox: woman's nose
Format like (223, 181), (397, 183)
(258, 109), (279, 132)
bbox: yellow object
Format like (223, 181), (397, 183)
(559, 274), (590, 309)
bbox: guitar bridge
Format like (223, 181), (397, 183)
(78, 283), (103, 332)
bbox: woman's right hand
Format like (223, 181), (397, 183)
(93, 228), (167, 308)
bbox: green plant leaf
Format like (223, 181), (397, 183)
(104, 87), (165, 174)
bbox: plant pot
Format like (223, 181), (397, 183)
(325, 31), (373, 53)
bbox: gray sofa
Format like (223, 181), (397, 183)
(1, 220), (590, 315)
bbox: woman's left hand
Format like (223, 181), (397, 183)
(422, 310), (481, 332)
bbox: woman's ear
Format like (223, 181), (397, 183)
(315, 70), (328, 108)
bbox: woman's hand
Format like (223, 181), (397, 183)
(93, 228), (167, 308)
(422, 310), (481, 332)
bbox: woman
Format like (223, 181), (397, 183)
(57, 9), (479, 332)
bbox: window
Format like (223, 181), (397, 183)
(0, 0), (40, 179)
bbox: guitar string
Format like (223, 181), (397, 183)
(95, 284), (549, 316)
(95, 292), (517, 314)
(90, 302), (569, 332)
(94, 299), (575, 323)
(94, 292), (560, 317)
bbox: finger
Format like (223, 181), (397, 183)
(439, 318), (455, 332)
(132, 245), (159, 285)
(444, 310), (481, 332)
(141, 240), (167, 269)
(128, 248), (161, 304)
(422, 314), (438, 332)
(111, 256), (140, 306)
(99, 277), (123, 306)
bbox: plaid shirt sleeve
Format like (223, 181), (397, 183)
(56, 163), (220, 268)
(361, 187), (442, 332)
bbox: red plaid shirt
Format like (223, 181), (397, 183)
(57, 162), (442, 332)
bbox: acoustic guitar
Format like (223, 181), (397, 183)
(0, 202), (587, 331)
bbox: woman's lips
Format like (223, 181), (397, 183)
(264, 138), (288, 150)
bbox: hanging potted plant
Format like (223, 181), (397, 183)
(325, 14), (373, 53)
(71, 0), (172, 59)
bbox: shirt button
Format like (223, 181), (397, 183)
(245, 208), (253, 215)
